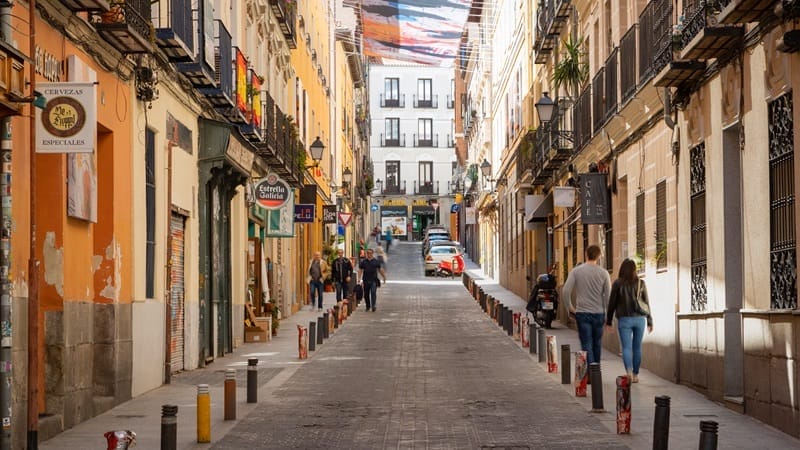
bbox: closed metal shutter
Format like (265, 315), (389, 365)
(170, 214), (186, 372)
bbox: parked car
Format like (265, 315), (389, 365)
(421, 232), (450, 255)
(424, 243), (462, 275)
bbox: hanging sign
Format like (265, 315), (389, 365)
(253, 173), (292, 210)
(322, 205), (337, 224)
(338, 212), (352, 226)
(36, 82), (97, 153)
(294, 204), (315, 223)
(579, 173), (610, 224)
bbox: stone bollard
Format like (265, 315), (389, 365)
(616, 375), (631, 434)
(160, 405), (178, 450)
(537, 327), (546, 362)
(698, 420), (719, 450)
(561, 345), (571, 384)
(309, 321), (316, 352)
(653, 395), (671, 450)
(247, 358), (258, 403)
(196, 384), (210, 443)
(224, 369), (236, 420)
(589, 363), (604, 412)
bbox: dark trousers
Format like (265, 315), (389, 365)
(363, 281), (378, 309)
(576, 312), (606, 364)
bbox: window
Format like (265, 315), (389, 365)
(448, 79), (455, 108)
(418, 78), (432, 101)
(383, 78), (401, 107)
(384, 118), (400, 146)
(636, 191), (645, 273)
(656, 180), (667, 270)
(145, 128), (156, 299)
(417, 118), (433, 147)
(768, 92), (797, 309)
(419, 162), (433, 194)
(690, 143), (707, 311)
(386, 161), (401, 193)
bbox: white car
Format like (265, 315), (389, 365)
(424, 244), (462, 275)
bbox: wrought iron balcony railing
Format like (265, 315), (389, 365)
(604, 48), (619, 122)
(414, 181), (439, 195)
(93, 0), (154, 54)
(446, 95), (455, 109)
(381, 133), (406, 147)
(573, 86), (592, 151)
(592, 68), (605, 133)
(413, 94), (439, 108)
(269, 0), (297, 49)
(534, 0), (572, 63)
(380, 93), (405, 108)
(413, 134), (438, 148)
(153, 0), (195, 61)
(620, 25), (638, 104)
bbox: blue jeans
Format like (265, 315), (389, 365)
(576, 312), (606, 364)
(334, 280), (349, 302)
(617, 316), (646, 374)
(309, 280), (324, 309)
(363, 281), (378, 309)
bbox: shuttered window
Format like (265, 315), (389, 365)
(656, 180), (667, 270)
(145, 129), (156, 299)
(690, 143), (707, 311)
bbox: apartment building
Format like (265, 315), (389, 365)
(368, 64), (458, 240)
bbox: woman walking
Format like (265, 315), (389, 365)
(605, 259), (653, 382)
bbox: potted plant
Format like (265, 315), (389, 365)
(321, 237), (337, 292)
(551, 35), (589, 100)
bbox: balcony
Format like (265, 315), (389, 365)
(516, 129), (536, 182)
(573, 86), (592, 152)
(592, 68), (605, 133)
(381, 133), (406, 147)
(446, 95), (455, 109)
(532, 106), (573, 186)
(177, 19), (222, 88)
(620, 25), (638, 105)
(380, 94), (405, 108)
(446, 134), (455, 148)
(604, 48), (618, 123)
(638, 0), (672, 85)
(240, 71), (264, 143)
(653, 59), (706, 88)
(220, 47), (249, 124)
(414, 181), (439, 195)
(92, 0), (154, 54)
(717, 0), (777, 24)
(154, 0), (195, 62)
(0, 40), (25, 118)
(269, 0), (298, 49)
(381, 182), (407, 195)
(413, 134), (438, 148)
(679, 1), (743, 61)
(63, 0), (111, 11)
(264, 109), (303, 187)
(260, 93), (278, 160)
(534, 0), (572, 64)
(413, 94), (438, 108)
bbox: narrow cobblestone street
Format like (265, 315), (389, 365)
(213, 241), (627, 449)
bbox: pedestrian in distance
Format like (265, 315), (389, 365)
(331, 249), (353, 303)
(605, 258), (653, 383)
(373, 225), (381, 246)
(384, 226), (393, 253)
(307, 251), (329, 311)
(358, 248), (386, 312)
(562, 245), (612, 365)
(375, 246), (388, 268)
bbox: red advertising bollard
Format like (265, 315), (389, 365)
(574, 351), (588, 397)
(328, 309), (335, 333)
(520, 315), (530, 348)
(341, 300), (349, 320)
(493, 302), (500, 322)
(105, 430), (136, 449)
(616, 375), (632, 434)
(546, 335), (558, 373)
(512, 312), (520, 340)
(297, 325), (308, 360)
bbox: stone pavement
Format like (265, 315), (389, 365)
(38, 242), (800, 449)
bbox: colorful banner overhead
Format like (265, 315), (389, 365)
(361, 0), (471, 66)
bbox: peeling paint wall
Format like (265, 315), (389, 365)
(43, 232), (64, 298)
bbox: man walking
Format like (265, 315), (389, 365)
(331, 249), (353, 303)
(358, 248), (386, 312)
(307, 251), (329, 311)
(562, 245), (611, 365)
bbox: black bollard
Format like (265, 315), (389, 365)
(246, 358), (258, 403)
(309, 322), (316, 351)
(160, 404), (178, 450)
(323, 312), (330, 339)
(506, 308), (513, 336)
(653, 395), (671, 450)
(537, 327), (546, 362)
(561, 345), (571, 384)
(589, 363), (604, 412)
(698, 420), (718, 450)
(333, 305), (340, 328)
(497, 304), (504, 327)
(316, 317), (324, 345)
(529, 321), (537, 355)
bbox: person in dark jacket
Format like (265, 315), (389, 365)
(605, 258), (653, 383)
(358, 248), (386, 312)
(331, 249), (353, 303)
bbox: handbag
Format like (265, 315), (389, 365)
(634, 280), (650, 316)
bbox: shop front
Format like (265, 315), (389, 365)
(380, 204), (409, 241)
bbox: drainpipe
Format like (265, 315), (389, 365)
(27, 0), (40, 448)
(164, 140), (175, 384)
(664, 87), (681, 384)
(0, 0), (12, 446)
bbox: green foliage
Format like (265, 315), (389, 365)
(551, 35), (589, 99)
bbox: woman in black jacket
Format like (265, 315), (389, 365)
(605, 259), (653, 382)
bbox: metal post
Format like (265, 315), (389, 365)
(333, 305), (340, 328)
(505, 308), (513, 336)
(589, 363), (604, 412)
(323, 312), (329, 338)
(653, 395), (671, 450)
(698, 420), (718, 450)
(246, 359), (258, 403)
(27, 2), (40, 448)
(160, 405), (178, 450)
(224, 369), (236, 420)
(196, 384), (210, 443)
(309, 321), (316, 351)
(561, 345), (571, 384)
(496, 303), (503, 326)
(537, 327), (546, 362)
(316, 317), (324, 345)
(529, 321), (537, 355)
(0, 58), (12, 450)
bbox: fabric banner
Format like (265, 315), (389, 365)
(579, 173), (610, 224)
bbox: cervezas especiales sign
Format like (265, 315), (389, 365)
(36, 82), (97, 153)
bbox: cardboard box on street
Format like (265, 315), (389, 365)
(245, 326), (267, 343)
(253, 317), (272, 341)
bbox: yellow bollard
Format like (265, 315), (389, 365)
(197, 384), (211, 443)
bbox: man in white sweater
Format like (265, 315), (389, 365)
(561, 245), (611, 365)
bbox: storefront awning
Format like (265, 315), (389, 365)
(525, 193), (553, 223)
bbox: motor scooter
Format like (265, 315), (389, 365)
(525, 273), (558, 329)
(434, 254), (465, 277)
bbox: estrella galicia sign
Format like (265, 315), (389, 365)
(254, 173), (291, 210)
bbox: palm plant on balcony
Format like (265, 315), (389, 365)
(551, 35), (589, 100)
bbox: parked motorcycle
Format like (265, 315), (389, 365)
(434, 254), (465, 277)
(525, 273), (559, 329)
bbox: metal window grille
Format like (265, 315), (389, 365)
(636, 191), (645, 273)
(145, 129), (156, 299)
(656, 180), (667, 270)
(690, 142), (707, 311)
(768, 92), (797, 310)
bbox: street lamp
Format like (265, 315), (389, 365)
(342, 167), (352, 185)
(480, 158), (506, 191)
(535, 92), (556, 124)
(306, 136), (325, 169)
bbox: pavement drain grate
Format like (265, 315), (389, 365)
(113, 415), (146, 419)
